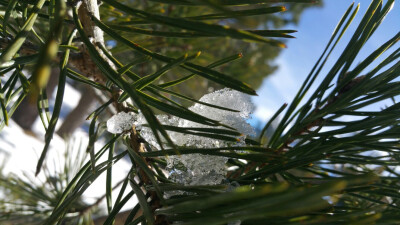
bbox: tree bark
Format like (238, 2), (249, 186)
(56, 87), (95, 137)
(56, 0), (112, 136)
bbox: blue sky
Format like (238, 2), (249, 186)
(252, 0), (400, 123)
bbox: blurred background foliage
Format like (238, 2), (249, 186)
(7, 0), (322, 134)
(101, 0), (322, 100)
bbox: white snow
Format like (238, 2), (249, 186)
(106, 111), (136, 134)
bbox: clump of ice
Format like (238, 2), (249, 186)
(187, 87), (255, 135)
(167, 154), (228, 185)
(136, 89), (255, 191)
(134, 113), (180, 150)
(106, 111), (137, 134)
(110, 89), (255, 195)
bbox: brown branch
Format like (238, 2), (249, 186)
(128, 127), (168, 224)
(76, 0), (166, 223)
(0, 37), (38, 55)
(0, 36), (107, 84)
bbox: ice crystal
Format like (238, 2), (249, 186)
(166, 154), (227, 185)
(187, 88), (255, 135)
(106, 111), (136, 134)
(164, 89), (254, 188)
(134, 113), (180, 150)
(120, 89), (255, 193)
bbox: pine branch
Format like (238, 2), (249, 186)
(1, 0), (399, 224)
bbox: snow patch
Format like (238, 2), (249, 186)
(106, 111), (136, 134)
